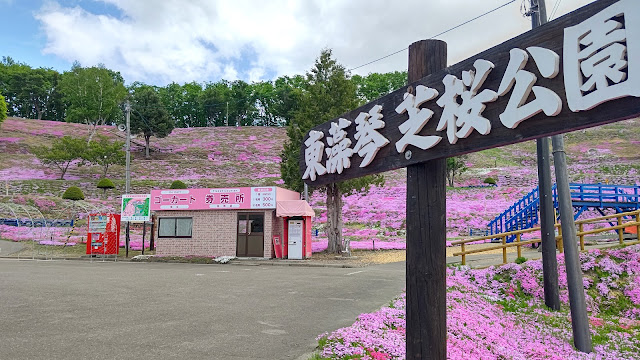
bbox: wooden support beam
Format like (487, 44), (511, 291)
(406, 39), (447, 360)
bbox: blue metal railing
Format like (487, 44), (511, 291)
(567, 183), (640, 208)
(487, 186), (543, 237)
(486, 183), (640, 242)
(0, 218), (74, 227)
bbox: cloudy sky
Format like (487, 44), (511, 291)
(1, 0), (595, 86)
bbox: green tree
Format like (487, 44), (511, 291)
(200, 80), (231, 127)
(252, 81), (278, 126)
(130, 86), (173, 158)
(0, 92), (7, 125)
(33, 136), (88, 180)
(352, 71), (407, 104)
(229, 80), (257, 126)
(159, 81), (204, 128)
(271, 75), (304, 126)
(181, 82), (205, 127)
(0, 58), (65, 121)
(281, 49), (383, 254)
(84, 135), (126, 177)
(59, 63), (127, 141)
(446, 155), (469, 187)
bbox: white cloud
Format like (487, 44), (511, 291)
(222, 64), (239, 82)
(35, 0), (595, 85)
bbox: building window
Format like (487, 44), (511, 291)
(158, 217), (192, 238)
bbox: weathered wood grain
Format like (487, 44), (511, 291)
(405, 40), (448, 360)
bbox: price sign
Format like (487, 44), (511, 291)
(250, 187), (276, 209)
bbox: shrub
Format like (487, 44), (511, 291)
(62, 186), (85, 200)
(515, 256), (527, 264)
(483, 177), (497, 185)
(170, 180), (187, 189)
(97, 178), (115, 189)
(97, 178), (115, 197)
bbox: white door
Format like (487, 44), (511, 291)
(288, 220), (303, 260)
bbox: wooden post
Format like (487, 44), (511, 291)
(406, 39), (447, 360)
(579, 223), (584, 251)
(142, 221), (147, 255)
(502, 235), (507, 264)
(516, 233), (522, 259)
(636, 213), (639, 243)
(557, 224), (564, 253)
(150, 215), (155, 251)
(125, 221), (130, 258)
(618, 216), (624, 244)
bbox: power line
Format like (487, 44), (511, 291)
(549, 0), (563, 20)
(349, 0), (517, 71)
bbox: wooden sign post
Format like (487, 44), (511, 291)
(405, 40), (448, 359)
(300, 1), (639, 358)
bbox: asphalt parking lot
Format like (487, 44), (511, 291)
(0, 259), (405, 360)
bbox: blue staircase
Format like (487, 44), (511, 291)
(486, 183), (640, 242)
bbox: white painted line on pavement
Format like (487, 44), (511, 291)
(345, 270), (365, 276)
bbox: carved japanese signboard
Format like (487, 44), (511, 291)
(300, 0), (639, 185)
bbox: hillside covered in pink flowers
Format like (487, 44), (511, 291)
(2, 117), (640, 359)
(0, 117), (639, 251)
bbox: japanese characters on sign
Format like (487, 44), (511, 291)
(88, 214), (108, 232)
(121, 194), (151, 222)
(150, 187), (277, 211)
(300, 0), (640, 186)
(563, 0), (639, 112)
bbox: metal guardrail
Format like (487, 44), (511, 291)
(452, 209), (640, 266)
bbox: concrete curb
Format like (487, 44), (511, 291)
(227, 259), (364, 268)
(0, 255), (367, 268)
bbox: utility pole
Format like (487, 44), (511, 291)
(226, 101), (229, 127)
(125, 100), (131, 194)
(125, 100), (131, 258)
(553, 135), (591, 352)
(530, 0), (560, 311)
(531, 0), (591, 352)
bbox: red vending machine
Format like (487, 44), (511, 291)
(86, 213), (121, 255)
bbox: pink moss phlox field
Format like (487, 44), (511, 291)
(316, 246), (640, 359)
(0, 224), (150, 250)
(310, 183), (531, 252)
(0, 225), (86, 245)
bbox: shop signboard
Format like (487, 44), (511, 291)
(150, 187), (276, 211)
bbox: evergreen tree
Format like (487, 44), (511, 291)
(281, 49), (383, 254)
